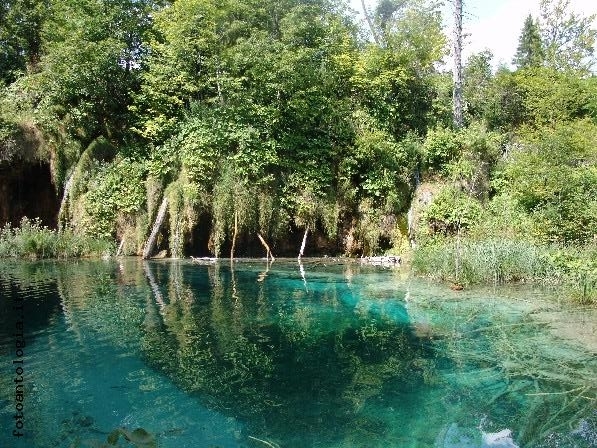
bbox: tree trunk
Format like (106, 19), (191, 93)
(142, 196), (168, 259)
(298, 227), (308, 260)
(257, 233), (275, 262)
(360, 0), (380, 45)
(230, 211), (238, 261)
(116, 237), (125, 257)
(453, 0), (464, 128)
(57, 171), (75, 230)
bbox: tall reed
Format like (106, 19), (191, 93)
(412, 238), (560, 285)
(0, 217), (114, 259)
(413, 237), (596, 303)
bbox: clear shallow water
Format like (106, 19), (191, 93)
(0, 259), (595, 448)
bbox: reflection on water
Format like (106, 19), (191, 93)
(0, 259), (595, 448)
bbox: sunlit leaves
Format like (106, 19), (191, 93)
(539, 0), (596, 74)
(502, 120), (597, 243)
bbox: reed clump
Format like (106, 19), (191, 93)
(412, 238), (558, 284)
(412, 238), (597, 303)
(0, 217), (114, 259)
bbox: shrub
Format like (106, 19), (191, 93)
(80, 158), (146, 239)
(422, 186), (482, 237)
(501, 120), (597, 244)
(422, 127), (459, 172)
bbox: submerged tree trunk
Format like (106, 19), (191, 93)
(143, 197), (168, 259)
(298, 227), (308, 260)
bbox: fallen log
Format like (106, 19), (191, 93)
(190, 256), (218, 264)
(359, 255), (401, 266)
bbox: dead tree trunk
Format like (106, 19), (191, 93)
(57, 171), (75, 229)
(143, 196), (168, 259)
(257, 233), (275, 262)
(116, 237), (125, 256)
(453, 0), (464, 128)
(230, 211), (238, 261)
(361, 0), (380, 45)
(298, 227), (308, 260)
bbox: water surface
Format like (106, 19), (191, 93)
(0, 259), (595, 447)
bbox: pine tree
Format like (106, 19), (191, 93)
(512, 14), (544, 69)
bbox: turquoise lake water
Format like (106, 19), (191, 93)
(0, 259), (596, 447)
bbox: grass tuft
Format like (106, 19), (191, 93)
(0, 217), (114, 259)
(412, 237), (596, 304)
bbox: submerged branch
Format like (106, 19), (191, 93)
(248, 436), (280, 448)
(525, 386), (587, 397)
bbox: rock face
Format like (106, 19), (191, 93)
(0, 160), (59, 228)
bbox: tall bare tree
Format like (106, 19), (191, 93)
(361, 0), (380, 44)
(452, 0), (463, 127)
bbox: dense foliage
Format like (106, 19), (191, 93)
(0, 0), (596, 295)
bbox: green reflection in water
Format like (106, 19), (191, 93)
(138, 260), (437, 447)
(0, 259), (595, 448)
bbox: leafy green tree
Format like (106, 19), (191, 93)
(341, 111), (419, 213)
(131, 0), (223, 143)
(24, 0), (160, 145)
(539, 0), (596, 73)
(427, 71), (453, 128)
(0, 0), (48, 84)
(501, 120), (597, 243)
(353, 0), (445, 138)
(515, 66), (593, 127)
(463, 50), (493, 122)
(512, 14), (544, 69)
(375, 0), (446, 71)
